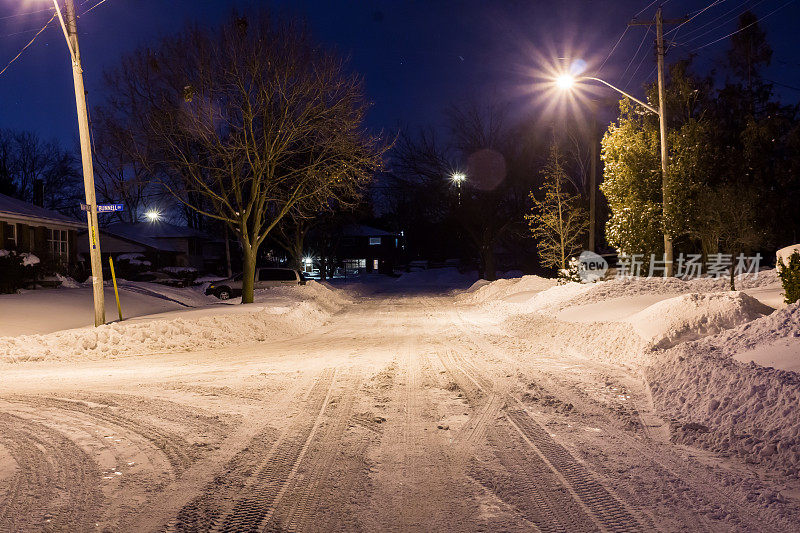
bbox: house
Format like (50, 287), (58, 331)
(0, 192), (83, 268)
(79, 221), (225, 272)
(339, 224), (404, 274)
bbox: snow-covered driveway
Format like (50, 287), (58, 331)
(0, 287), (798, 531)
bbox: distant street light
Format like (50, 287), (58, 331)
(451, 172), (466, 205)
(145, 210), (162, 222)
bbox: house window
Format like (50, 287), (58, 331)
(47, 229), (68, 260)
(4, 223), (17, 247)
(369, 237), (381, 245)
(373, 259), (379, 270)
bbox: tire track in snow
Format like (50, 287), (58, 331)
(18, 394), (209, 477)
(0, 412), (101, 532)
(451, 305), (791, 532)
(429, 301), (646, 532)
(262, 375), (373, 532)
(166, 367), (338, 532)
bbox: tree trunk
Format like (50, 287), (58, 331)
(242, 244), (257, 304)
(320, 256), (327, 281)
(481, 245), (497, 281)
(730, 249), (737, 291)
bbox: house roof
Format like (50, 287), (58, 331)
(106, 221), (212, 240)
(341, 224), (397, 237)
(96, 221), (216, 252)
(0, 193), (83, 228)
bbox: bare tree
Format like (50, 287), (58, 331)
(101, 13), (385, 302)
(526, 144), (588, 272)
(0, 129), (81, 215)
(92, 110), (154, 223)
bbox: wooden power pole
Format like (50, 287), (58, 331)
(54, 0), (105, 325)
(630, 7), (687, 277)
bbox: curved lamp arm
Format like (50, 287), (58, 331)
(583, 76), (659, 115)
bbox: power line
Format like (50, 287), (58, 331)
(679, 0), (770, 46)
(665, 0), (728, 36)
(624, 36), (653, 89)
(81, 0), (110, 16)
(597, 26), (629, 74)
(0, 7), (55, 21)
(620, 27), (651, 83)
(634, 0), (660, 18)
(677, 0), (756, 41)
(691, 0), (796, 51)
(0, 13), (56, 78)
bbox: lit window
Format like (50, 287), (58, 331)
(369, 237), (381, 245)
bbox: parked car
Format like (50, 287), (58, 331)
(205, 268), (306, 300)
(131, 271), (184, 287)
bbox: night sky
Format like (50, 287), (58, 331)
(1, 0), (798, 150)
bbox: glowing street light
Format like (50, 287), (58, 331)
(555, 74), (658, 114)
(556, 74), (575, 90)
(145, 210), (162, 222)
(553, 69), (671, 274)
(451, 172), (466, 205)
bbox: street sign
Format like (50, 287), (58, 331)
(81, 203), (124, 213)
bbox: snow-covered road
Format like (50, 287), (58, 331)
(1, 288), (798, 532)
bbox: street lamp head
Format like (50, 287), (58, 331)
(451, 172), (466, 184)
(556, 74), (576, 90)
(145, 210), (161, 222)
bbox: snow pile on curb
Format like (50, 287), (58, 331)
(0, 281), (347, 363)
(647, 303), (800, 475)
(457, 275), (556, 304)
(544, 270), (778, 313)
(627, 292), (773, 349)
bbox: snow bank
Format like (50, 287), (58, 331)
(0, 281), (347, 363)
(647, 303), (800, 475)
(457, 275), (556, 304)
(469, 271), (799, 473)
(627, 292), (773, 349)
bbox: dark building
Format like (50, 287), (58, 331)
(339, 224), (404, 274)
(78, 221), (225, 272)
(0, 192), (82, 269)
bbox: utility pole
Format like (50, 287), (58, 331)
(589, 101), (598, 253)
(54, 0), (105, 325)
(655, 8), (673, 276)
(629, 7), (687, 277)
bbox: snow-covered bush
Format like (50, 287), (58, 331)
(778, 251), (800, 304)
(162, 266), (199, 286)
(558, 256), (582, 284)
(0, 250), (38, 293)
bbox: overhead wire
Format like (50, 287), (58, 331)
(0, 0), (111, 79)
(665, 0), (728, 36)
(0, 12), (57, 78)
(597, 26), (629, 74)
(677, 0), (757, 41)
(690, 0), (796, 51)
(619, 27), (651, 83)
